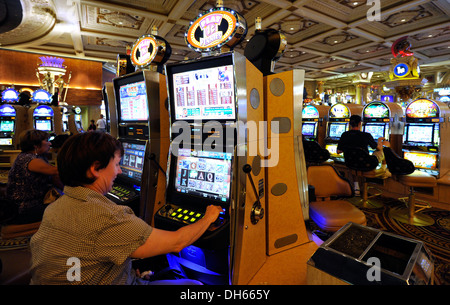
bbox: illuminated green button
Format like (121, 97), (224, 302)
(183, 210), (189, 214)
(183, 215), (189, 220)
(171, 212), (177, 217)
(189, 211), (195, 216)
(177, 214), (183, 218)
(195, 213), (202, 218)
(190, 218), (196, 223)
(177, 208), (183, 212)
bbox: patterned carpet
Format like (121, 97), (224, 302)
(345, 196), (450, 285)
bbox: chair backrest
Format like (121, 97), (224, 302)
(343, 147), (379, 172)
(307, 164), (353, 199)
(383, 147), (415, 175)
(303, 140), (330, 164)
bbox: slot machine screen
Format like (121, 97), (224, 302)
(0, 138), (12, 145)
(35, 120), (52, 132)
(167, 148), (233, 208)
(117, 80), (149, 122)
(166, 54), (236, 122)
(0, 120), (14, 132)
(325, 144), (342, 157)
(406, 124), (434, 144)
(328, 123), (347, 139)
(404, 151), (437, 170)
(363, 123), (385, 140)
(302, 122), (316, 137)
(119, 141), (146, 183)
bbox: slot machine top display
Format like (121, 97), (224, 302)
(1, 88), (20, 104)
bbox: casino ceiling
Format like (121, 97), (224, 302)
(0, 0), (449, 88)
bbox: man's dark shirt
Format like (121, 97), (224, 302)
(337, 130), (377, 153)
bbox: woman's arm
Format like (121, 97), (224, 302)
(131, 205), (222, 259)
(28, 158), (58, 176)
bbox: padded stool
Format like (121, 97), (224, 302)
(310, 200), (367, 232)
(1, 222), (40, 239)
(307, 165), (367, 233)
(383, 147), (436, 226)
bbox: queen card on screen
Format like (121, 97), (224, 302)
(174, 148), (232, 204)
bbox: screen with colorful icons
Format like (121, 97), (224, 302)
(328, 122), (348, 138)
(404, 151), (437, 170)
(329, 104), (350, 118)
(118, 80), (149, 122)
(363, 123), (386, 140)
(172, 65), (235, 121)
(174, 148), (232, 204)
(0, 120), (14, 132)
(302, 122), (316, 137)
(35, 119), (52, 132)
(405, 99), (439, 119)
(364, 102), (389, 118)
(406, 124), (434, 143)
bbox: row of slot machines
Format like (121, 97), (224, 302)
(302, 98), (450, 178)
(103, 51), (312, 284)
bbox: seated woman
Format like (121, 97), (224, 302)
(30, 131), (222, 285)
(6, 129), (63, 224)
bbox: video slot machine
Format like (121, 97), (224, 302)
(0, 88), (28, 149)
(302, 104), (329, 147)
(28, 89), (63, 135)
(67, 106), (84, 134)
(402, 98), (450, 178)
(154, 6), (267, 285)
(324, 103), (363, 163)
(362, 101), (404, 155)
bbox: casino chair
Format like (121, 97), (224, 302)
(343, 147), (391, 209)
(302, 139), (332, 166)
(383, 147), (437, 226)
(307, 164), (366, 236)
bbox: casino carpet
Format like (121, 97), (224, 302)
(313, 196), (450, 285)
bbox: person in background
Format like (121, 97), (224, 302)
(6, 129), (63, 224)
(337, 114), (389, 163)
(30, 131), (222, 285)
(88, 119), (96, 132)
(96, 114), (106, 132)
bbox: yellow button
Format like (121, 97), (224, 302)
(190, 218), (196, 223)
(171, 212), (177, 217)
(183, 215), (189, 220)
(195, 213), (202, 218)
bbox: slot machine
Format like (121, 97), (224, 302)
(324, 103), (363, 163)
(0, 88), (28, 149)
(68, 106), (84, 134)
(362, 101), (404, 155)
(302, 104), (329, 147)
(153, 6), (267, 285)
(107, 32), (171, 223)
(402, 98), (450, 178)
(28, 89), (63, 135)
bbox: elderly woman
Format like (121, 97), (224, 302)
(30, 131), (221, 285)
(6, 129), (62, 224)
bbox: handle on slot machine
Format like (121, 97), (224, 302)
(149, 153), (166, 177)
(243, 164), (264, 224)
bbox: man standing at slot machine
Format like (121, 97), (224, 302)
(337, 114), (390, 163)
(30, 131), (222, 285)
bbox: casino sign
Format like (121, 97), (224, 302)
(130, 34), (170, 69)
(185, 7), (247, 53)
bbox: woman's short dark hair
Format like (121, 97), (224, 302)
(57, 131), (123, 186)
(19, 129), (49, 152)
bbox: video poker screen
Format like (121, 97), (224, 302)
(328, 123), (347, 139)
(166, 54), (236, 122)
(0, 120), (14, 132)
(364, 123), (386, 140)
(118, 80), (149, 122)
(119, 141), (146, 183)
(169, 148), (233, 207)
(302, 122), (316, 137)
(406, 124), (434, 144)
(35, 119), (52, 132)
